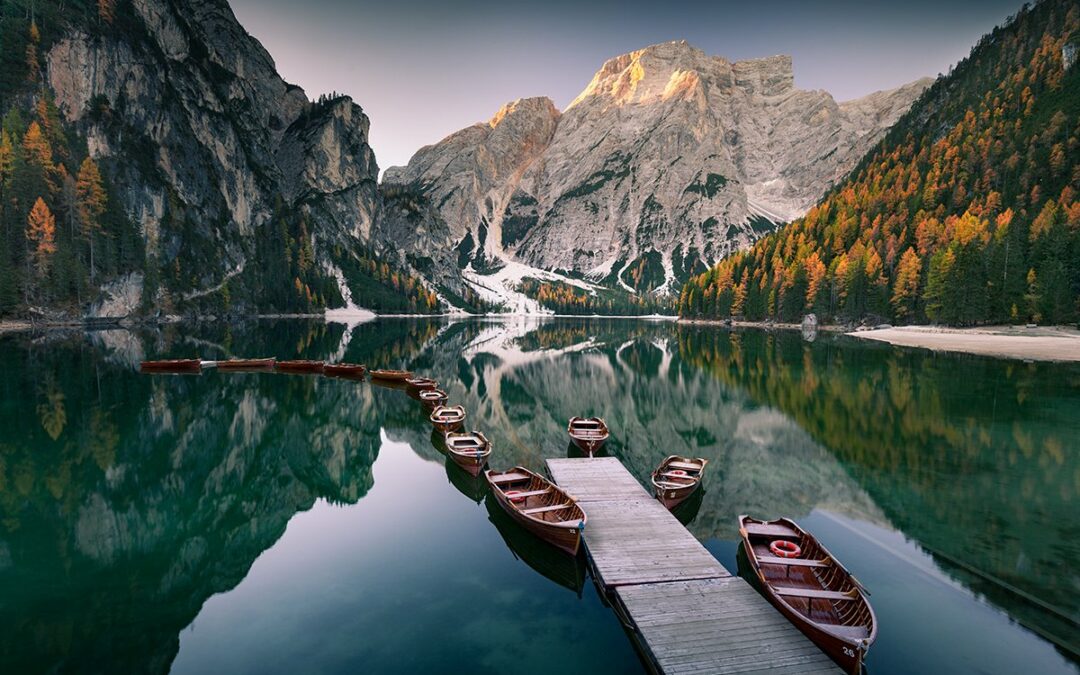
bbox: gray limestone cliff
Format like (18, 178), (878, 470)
(387, 41), (932, 293)
(43, 0), (442, 312)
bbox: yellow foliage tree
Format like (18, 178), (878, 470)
(26, 197), (57, 276)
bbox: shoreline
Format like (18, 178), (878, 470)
(5, 314), (1079, 363)
(847, 325), (1080, 363)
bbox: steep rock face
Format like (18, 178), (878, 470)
(43, 0), (404, 308)
(388, 41), (931, 292)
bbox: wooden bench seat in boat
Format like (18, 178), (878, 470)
(654, 482), (691, 489)
(667, 461), (703, 470)
(774, 587), (858, 601)
(744, 522), (800, 538)
(490, 473), (531, 483)
(522, 503), (572, 515)
(756, 556), (829, 568)
(506, 488), (551, 499)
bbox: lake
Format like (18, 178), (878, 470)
(0, 317), (1076, 674)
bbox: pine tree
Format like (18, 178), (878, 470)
(26, 197), (56, 277)
(924, 249), (956, 324)
(76, 157), (107, 281)
(1024, 268), (1041, 323)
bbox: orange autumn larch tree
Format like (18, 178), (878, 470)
(27, 197), (57, 276)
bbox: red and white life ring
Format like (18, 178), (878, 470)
(505, 490), (527, 503)
(769, 540), (802, 558)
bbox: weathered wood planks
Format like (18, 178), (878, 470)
(545, 457), (841, 675)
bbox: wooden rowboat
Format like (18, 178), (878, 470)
(215, 358), (275, 371)
(419, 389), (448, 408)
(405, 376), (438, 391)
(738, 515), (877, 674)
(485, 466), (586, 556)
(485, 493), (586, 595)
(429, 405), (466, 433)
(275, 360), (325, 374)
(370, 369), (412, 381)
(140, 359), (202, 373)
(567, 416), (608, 456)
(651, 455), (709, 509)
(444, 430), (492, 476)
(323, 362), (367, 377)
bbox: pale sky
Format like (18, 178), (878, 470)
(229, 0), (1022, 173)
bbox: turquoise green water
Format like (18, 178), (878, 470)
(0, 318), (1076, 674)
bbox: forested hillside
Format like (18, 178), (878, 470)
(0, 1), (145, 316)
(680, 0), (1080, 326)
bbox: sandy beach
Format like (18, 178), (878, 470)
(849, 325), (1080, 362)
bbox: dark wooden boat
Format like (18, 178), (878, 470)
(275, 360), (325, 374)
(140, 359), (202, 373)
(485, 466), (586, 556)
(429, 405), (466, 433)
(418, 388), (448, 408)
(214, 357), (276, 371)
(485, 493), (586, 595)
(651, 455), (709, 509)
(444, 430), (492, 476)
(370, 369), (412, 382)
(405, 376), (438, 391)
(323, 362), (367, 377)
(738, 515), (877, 674)
(567, 416), (608, 456)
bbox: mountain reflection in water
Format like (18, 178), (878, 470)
(0, 317), (1075, 674)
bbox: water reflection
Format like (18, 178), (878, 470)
(0, 318), (1076, 673)
(484, 495), (587, 597)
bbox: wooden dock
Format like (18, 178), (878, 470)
(547, 457), (841, 675)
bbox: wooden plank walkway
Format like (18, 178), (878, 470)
(546, 457), (840, 675)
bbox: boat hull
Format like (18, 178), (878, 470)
(448, 453), (487, 476)
(216, 358), (275, 371)
(432, 419), (464, 434)
(323, 364), (366, 377)
(485, 467), (585, 556)
(570, 437), (606, 456)
(419, 390), (448, 408)
(654, 483), (700, 509)
(738, 516), (874, 675)
(405, 377), (438, 391)
(493, 493), (582, 556)
(370, 370), (412, 382)
(485, 495), (586, 595)
(275, 361), (325, 374)
(758, 589), (865, 674)
(567, 417), (609, 457)
(140, 360), (202, 373)
(651, 456), (708, 510)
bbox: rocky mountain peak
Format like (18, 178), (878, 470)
(567, 41), (797, 110)
(387, 40), (930, 302)
(489, 96), (560, 129)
